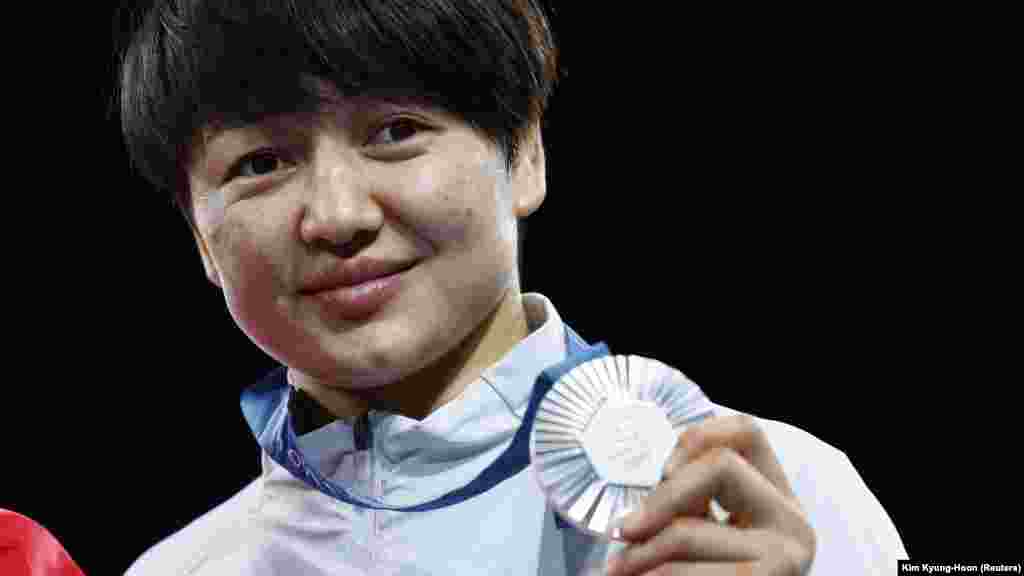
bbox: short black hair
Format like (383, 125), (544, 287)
(115, 0), (565, 243)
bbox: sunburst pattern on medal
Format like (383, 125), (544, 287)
(528, 355), (715, 539)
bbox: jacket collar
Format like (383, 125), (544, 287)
(240, 319), (607, 513)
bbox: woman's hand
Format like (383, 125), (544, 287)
(604, 414), (817, 575)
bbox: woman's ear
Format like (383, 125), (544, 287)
(192, 225), (222, 288)
(513, 122), (547, 219)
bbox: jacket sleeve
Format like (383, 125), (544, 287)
(758, 417), (911, 575)
(801, 448), (910, 574)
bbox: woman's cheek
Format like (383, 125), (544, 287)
(409, 163), (475, 244)
(226, 246), (285, 351)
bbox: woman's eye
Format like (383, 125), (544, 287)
(224, 149), (291, 183)
(369, 118), (424, 146)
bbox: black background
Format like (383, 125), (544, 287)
(0, 3), (1013, 574)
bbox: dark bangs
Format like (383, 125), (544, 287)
(118, 0), (563, 231)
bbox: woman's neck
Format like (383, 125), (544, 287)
(289, 288), (531, 426)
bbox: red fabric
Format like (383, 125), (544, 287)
(0, 509), (85, 576)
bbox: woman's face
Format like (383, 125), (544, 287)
(186, 81), (546, 391)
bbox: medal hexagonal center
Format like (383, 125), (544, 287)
(581, 400), (676, 487)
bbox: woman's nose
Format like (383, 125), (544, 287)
(300, 139), (384, 249)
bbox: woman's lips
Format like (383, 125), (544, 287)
(304, 266), (411, 322)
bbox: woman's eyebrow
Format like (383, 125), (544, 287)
(198, 114), (310, 155)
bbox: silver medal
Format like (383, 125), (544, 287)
(529, 355), (723, 539)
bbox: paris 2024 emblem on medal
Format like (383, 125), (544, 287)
(528, 355), (729, 539)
